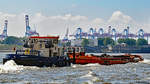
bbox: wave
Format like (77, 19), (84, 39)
(0, 60), (39, 73)
(81, 71), (98, 78)
(83, 63), (100, 67)
(71, 63), (100, 68)
(140, 59), (150, 64)
(79, 70), (100, 84)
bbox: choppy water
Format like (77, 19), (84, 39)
(0, 52), (150, 84)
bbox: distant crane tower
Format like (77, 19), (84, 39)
(63, 28), (69, 41)
(108, 26), (111, 34)
(25, 15), (39, 37)
(3, 20), (8, 37)
(25, 15), (29, 36)
(0, 20), (8, 40)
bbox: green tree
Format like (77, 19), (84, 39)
(125, 38), (136, 46)
(118, 38), (125, 44)
(97, 38), (105, 46)
(2, 36), (23, 45)
(136, 38), (148, 46)
(117, 38), (136, 46)
(103, 37), (115, 46)
(81, 38), (89, 47)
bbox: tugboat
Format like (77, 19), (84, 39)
(3, 36), (144, 67)
(3, 36), (71, 67)
(66, 47), (144, 65)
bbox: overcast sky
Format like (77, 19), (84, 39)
(0, 0), (149, 38)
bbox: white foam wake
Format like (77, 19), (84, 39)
(0, 60), (24, 73)
(83, 63), (100, 67)
(80, 71), (99, 84)
(71, 64), (77, 68)
(0, 60), (39, 73)
(140, 59), (150, 64)
(71, 63), (100, 68)
(81, 71), (97, 78)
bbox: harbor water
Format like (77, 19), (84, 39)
(0, 52), (150, 84)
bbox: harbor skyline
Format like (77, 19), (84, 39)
(0, 0), (149, 38)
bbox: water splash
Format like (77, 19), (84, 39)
(71, 63), (100, 68)
(83, 63), (100, 67)
(140, 59), (150, 64)
(0, 60), (39, 73)
(82, 71), (98, 77)
(71, 64), (77, 68)
(79, 70), (100, 84)
(0, 60), (24, 73)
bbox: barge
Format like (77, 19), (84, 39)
(66, 47), (144, 65)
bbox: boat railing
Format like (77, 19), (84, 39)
(16, 50), (40, 56)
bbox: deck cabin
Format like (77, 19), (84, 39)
(23, 36), (62, 57)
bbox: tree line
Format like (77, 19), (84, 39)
(0, 36), (25, 45)
(1, 36), (148, 47)
(82, 38), (148, 47)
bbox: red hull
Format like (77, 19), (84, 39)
(68, 53), (143, 65)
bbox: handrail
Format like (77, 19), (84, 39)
(16, 50), (40, 56)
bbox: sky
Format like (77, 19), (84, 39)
(0, 0), (150, 38)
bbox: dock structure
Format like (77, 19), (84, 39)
(69, 26), (150, 42)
